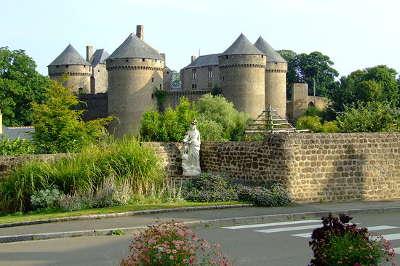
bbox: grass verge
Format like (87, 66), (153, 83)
(0, 201), (242, 225)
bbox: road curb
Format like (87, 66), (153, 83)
(1, 205), (400, 244)
(0, 204), (252, 229)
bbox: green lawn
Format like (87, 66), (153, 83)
(0, 201), (242, 225)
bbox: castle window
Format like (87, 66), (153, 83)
(66, 65), (69, 68)
(192, 69), (197, 80)
(208, 67), (213, 79)
(126, 59), (129, 62)
(225, 55), (228, 59)
(98, 69), (100, 72)
(152, 77), (154, 83)
(159, 84), (162, 90)
(222, 76), (224, 81)
(142, 58), (145, 62)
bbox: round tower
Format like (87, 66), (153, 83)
(48, 44), (91, 94)
(254, 36), (287, 118)
(107, 25), (164, 136)
(218, 34), (266, 118)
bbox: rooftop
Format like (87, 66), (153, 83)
(48, 44), (90, 66)
(108, 33), (162, 60)
(90, 49), (109, 66)
(254, 36), (286, 63)
(221, 33), (263, 56)
(184, 54), (220, 69)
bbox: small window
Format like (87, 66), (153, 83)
(98, 69), (100, 72)
(66, 65), (69, 68)
(225, 55), (228, 59)
(151, 77), (154, 83)
(208, 67), (213, 79)
(222, 76), (224, 81)
(142, 58), (145, 62)
(159, 84), (162, 89)
(192, 69), (197, 80)
(126, 59), (129, 62)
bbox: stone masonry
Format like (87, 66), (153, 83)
(146, 133), (400, 202)
(2, 133), (399, 202)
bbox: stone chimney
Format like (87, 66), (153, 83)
(136, 25), (144, 40)
(160, 53), (166, 62)
(86, 45), (94, 62)
(191, 55), (197, 63)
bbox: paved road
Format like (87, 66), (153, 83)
(0, 211), (399, 266)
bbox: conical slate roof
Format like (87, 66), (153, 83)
(109, 33), (162, 60)
(221, 33), (263, 55)
(48, 44), (90, 66)
(254, 36), (286, 63)
(90, 49), (109, 66)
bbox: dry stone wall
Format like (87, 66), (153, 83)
(147, 133), (400, 202)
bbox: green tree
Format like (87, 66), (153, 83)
(0, 47), (52, 126)
(32, 81), (111, 153)
(278, 50), (339, 98)
(193, 94), (249, 141)
(330, 65), (399, 112)
(140, 97), (196, 142)
(337, 101), (400, 132)
(140, 94), (249, 141)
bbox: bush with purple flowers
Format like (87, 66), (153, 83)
(309, 214), (395, 266)
(121, 221), (231, 266)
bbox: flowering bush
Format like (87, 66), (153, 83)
(309, 214), (395, 266)
(121, 221), (231, 266)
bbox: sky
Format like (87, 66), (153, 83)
(1, 0), (399, 77)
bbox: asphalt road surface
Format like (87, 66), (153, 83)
(0, 211), (399, 266)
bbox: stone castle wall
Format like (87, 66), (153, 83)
(219, 54), (266, 118)
(79, 93), (108, 121)
(107, 58), (164, 136)
(2, 133), (399, 202)
(48, 65), (91, 94)
(146, 133), (400, 202)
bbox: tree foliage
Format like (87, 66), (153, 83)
(32, 81), (111, 153)
(140, 95), (249, 141)
(278, 50), (339, 98)
(330, 65), (400, 112)
(337, 101), (400, 132)
(0, 47), (52, 126)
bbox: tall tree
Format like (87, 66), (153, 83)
(0, 47), (51, 126)
(278, 50), (339, 98)
(330, 65), (399, 112)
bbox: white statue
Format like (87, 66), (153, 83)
(182, 119), (201, 176)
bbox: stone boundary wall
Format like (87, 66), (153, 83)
(0, 154), (67, 178)
(146, 133), (400, 202)
(1, 133), (399, 202)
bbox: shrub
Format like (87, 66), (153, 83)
(0, 137), (165, 212)
(121, 221), (231, 266)
(32, 80), (111, 153)
(30, 187), (62, 210)
(140, 97), (196, 142)
(296, 115), (339, 133)
(0, 137), (36, 155)
(296, 116), (323, 132)
(237, 184), (291, 207)
(193, 94), (249, 141)
(337, 101), (400, 132)
(309, 214), (395, 266)
(140, 94), (249, 141)
(182, 173), (238, 202)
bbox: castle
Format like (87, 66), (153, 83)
(48, 25), (326, 136)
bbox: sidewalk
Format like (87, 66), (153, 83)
(0, 200), (399, 243)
